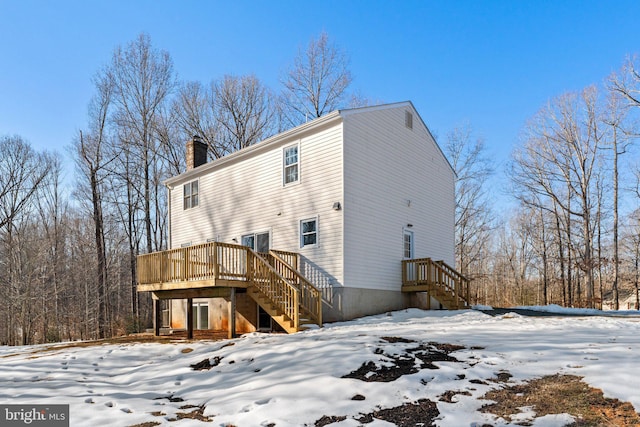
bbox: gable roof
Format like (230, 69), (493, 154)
(339, 101), (454, 175)
(165, 101), (454, 187)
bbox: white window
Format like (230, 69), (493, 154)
(283, 144), (299, 185)
(183, 180), (199, 209)
(403, 229), (414, 259)
(300, 218), (318, 248)
(192, 301), (209, 330)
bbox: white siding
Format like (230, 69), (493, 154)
(343, 105), (455, 292)
(169, 121), (345, 287)
(165, 102), (455, 300)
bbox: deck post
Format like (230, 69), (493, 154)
(187, 297), (193, 339)
(153, 297), (161, 336)
(213, 242), (219, 279)
(228, 287), (236, 339)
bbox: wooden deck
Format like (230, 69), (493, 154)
(137, 242), (469, 337)
(402, 258), (470, 309)
(137, 242), (322, 334)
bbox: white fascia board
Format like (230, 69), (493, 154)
(338, 100), (412, 117)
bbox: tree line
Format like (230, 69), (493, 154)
(1, 32), (639, 345)
(455, 56), (640, 310)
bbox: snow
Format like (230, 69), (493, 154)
(1, 308), (640, 426)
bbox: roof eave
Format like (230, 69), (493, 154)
(164, 110), (342, 188)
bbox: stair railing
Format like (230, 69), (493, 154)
(248, 249), (300, 330)
(268, 250), (322, 326)
(402, 258), (469, 308)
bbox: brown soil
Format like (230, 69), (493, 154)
(481, 374), (640, 426)
(342, 338), (463, 382)
(355, 399), (439, 426)
(3, 331), (231, 359)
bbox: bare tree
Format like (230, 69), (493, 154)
(172, 81), (222, 158)
(0, 137), (53, 344)
(608, 56), (640, 309)
(610, 55), (640, 108)
(601, 89), (633, 309)
(510, 87), (606, 307)
(214, 74), (277, 154)
(445, 123), (495, 278)
(73, 70), (115, 339)
(108, 32), (175, 254)
(280, 31), (353, 126)
(0, 136), (51, 231)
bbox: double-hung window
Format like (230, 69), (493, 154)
(183, 180), (199, 210)
(300, 218), (318, 248)
(283, 144), (299, 185)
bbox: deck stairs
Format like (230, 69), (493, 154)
(402, 258), (470, 309)
(246, 249), (322, 334)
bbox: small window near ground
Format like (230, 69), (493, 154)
(405, 111), (413, 130)
(283, 144), (299, 185)
(183, 180), (199, 209)
(300, 218), (318, 247)
(403, 230), (414, 259)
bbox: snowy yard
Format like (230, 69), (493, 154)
(1, 308), (640, 426)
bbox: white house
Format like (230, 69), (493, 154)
(137, 101), (468, 337)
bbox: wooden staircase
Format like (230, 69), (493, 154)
(246, 249), (323, 334)
(402, 258), (469, 309)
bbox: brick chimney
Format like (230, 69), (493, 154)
(186, 135), (207, 171)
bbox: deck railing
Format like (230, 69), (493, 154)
(137, 241), (249, 285)
(137, 242), (322, 331)
(250, 251), (300, 327)
(402, 258), (470, 308)
(267, 250), (322, 325)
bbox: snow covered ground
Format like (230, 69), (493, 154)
(1, 308), (639, 426)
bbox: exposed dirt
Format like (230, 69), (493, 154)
(342, 338), (464, 382)
(190, 355), (223, 370)
(314, 415), (347, 426)
(171, 404), (213, 422)
(439, 389), (472, 403)
(355, 399), (439, 426)
(3, 331), (232, 359)
(481, 374), (640, 426)
(323, 338), (640, 426)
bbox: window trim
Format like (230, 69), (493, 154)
(241, 230), (271, 253)
(300, 216), (319, 248)
(183, 179), (199, 210)
(403, 229), (414, 259)
(283, 142), (300, 186)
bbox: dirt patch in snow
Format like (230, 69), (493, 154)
(190, 355), (223, 370)
(481, 374), (640, 426)
(342, 338), (464, 382)
(314, 399), (439, 427)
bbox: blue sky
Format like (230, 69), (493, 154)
(1, 1), (639, 208)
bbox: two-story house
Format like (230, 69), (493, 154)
(137, 101), (469, 338)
